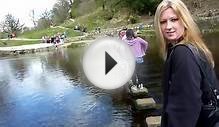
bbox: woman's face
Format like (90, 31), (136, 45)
(160, 7), (185, 43)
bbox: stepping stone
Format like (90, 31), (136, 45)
(129, 86), (149, 97)
(146, 116), (161, 127)
(134, 98), (156, 110)
(130, 86), (148, 94)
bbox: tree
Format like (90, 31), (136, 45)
(95, 0), (106, 10)
(0, 14), (24, 34)
(29, 9), (37, 28)
(51, 0), (71, 25)
(123, 0), (161, 14)
(37, 10), (52, 29)
(71, 0), (81, 18)
(68, 0), (74, 18)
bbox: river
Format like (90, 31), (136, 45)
(0, 32), (218, 127)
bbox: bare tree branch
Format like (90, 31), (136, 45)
(0, 14), (24, 34)
(29, 9), (37, 28)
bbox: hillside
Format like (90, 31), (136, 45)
(17, 0), (219, 40)
(71, 0), (219, 18)
(69, 0), (219, 30)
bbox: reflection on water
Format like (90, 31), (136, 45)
(0, 32), (218, 127)
(0, 50), (137, 127)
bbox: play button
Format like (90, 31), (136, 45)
(82, 37), (135, 89)
(105, 51), (117, 75)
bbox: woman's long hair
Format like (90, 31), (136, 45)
(154, 0), (214, 67)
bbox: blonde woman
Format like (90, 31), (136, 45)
(154, 0), (219, 127)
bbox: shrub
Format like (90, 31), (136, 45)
(128, 15), (139, 24)
(101, 9), (114, 21)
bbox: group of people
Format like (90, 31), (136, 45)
(41, 32), (66, 44)
(120, 0), (219, 127)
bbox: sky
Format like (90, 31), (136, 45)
(0, 0), (57, 27)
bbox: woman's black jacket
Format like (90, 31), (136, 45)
(161, 45), (202, 127)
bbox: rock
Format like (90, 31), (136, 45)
(130, 86), (149, 96)
(134, 98), (156, 110)
(146, 116), (161, 127)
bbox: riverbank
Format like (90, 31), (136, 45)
(0, 43), (55, 55)
(0, 24), (218, 56)
(0, 37), (95, 56)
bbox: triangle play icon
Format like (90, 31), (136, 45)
(105, 51), (117, 75)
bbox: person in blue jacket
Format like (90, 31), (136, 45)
(154, 0), (218, 127)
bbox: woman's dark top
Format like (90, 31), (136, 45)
(161, 45), (202, 127)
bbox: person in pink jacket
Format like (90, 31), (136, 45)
(124, 29), (148, 89)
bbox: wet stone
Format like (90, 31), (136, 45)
(134, 98), (156, 110)
(130, 86), (148, 95)
(146, 116), (161, 127)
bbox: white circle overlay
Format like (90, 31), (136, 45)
(82, 37), (135, 89)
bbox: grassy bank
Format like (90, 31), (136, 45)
(61, 7), (141, 31)
(62, 8), (110, 31)
(20, 27), (82, 39)
(0, 40), (40, 47)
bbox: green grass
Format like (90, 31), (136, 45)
(62, 8), (131, 31)
(19, 27), (81, 39)
(0, 40), (40, 47)
(0, 32), (8, 39)
(62, 8), (106, 31)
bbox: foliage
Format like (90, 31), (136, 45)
(51, 0), (71, 25)
(0, 14), (24, 34)
(71, 0), (97, 18)
(95, 0), (104, 7)
(128, 15), (139, 24)
(100, 9), (114, 20)
(123, 0), (161, 14)
(35, 0), (71, 29)
(37, 10), (52, 29)
(18, 0), (162, 39)
(37, 18), (51, 30)
(62, 7), (133, 31)
(71, 0), (82, 18)
(94, 0), (161, 15)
